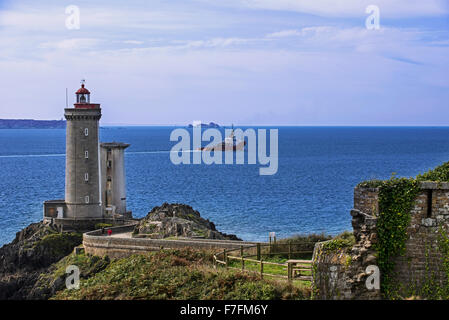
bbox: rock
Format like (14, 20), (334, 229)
(134, 203), (241, 241)
(0, 222), (82, 300)
(363, 254), (376, 265)
(422, 218), (436, 227)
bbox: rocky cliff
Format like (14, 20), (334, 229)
(0, 222), (82, 299)
(133, 203), (241, 241)
(0, 203), (240, 299)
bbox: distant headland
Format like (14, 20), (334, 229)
(0, 119), (66, 129)
(187, 121), (220, 128)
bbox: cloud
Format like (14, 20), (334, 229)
(198, 0), (449, 18)
(123, 40), (144, 45)
(266, 29), (303, 38)
(1, 1), (449, 125)
(172, 37), (262, 49)
(39, 38), (101, 50)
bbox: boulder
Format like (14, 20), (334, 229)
(134, 203), (241, 241)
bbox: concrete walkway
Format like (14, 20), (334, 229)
(108, 231), (133, 238)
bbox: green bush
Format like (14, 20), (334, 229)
(321, 231), (355, 252)
(95, 223), (113, 230)
(34, 232), (83, 257)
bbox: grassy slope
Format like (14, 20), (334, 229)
(52, 249), (310, 300)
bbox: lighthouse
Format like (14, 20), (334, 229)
(43, 81), (132, 230)
(64, 81), (102, 218)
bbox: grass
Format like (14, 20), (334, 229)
(219, 232), (349, 288)
(52, 249), (311, 300)
(34, 252), (110, 296)
(225, 251), (313, 289)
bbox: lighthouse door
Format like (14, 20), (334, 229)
(57, 207), (63, 219)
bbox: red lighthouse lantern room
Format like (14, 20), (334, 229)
(74, 80), (100, 109)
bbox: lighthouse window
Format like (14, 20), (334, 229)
(85, 151), (89, 159)
(85, 173), (89, 182)
(85, 196), (90, 204)
(84, 128), (89, 136)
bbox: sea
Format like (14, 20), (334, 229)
(1, 126), (449, 246)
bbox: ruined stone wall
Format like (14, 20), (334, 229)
(313, 182), (449, 299)
(312, 207), (380, 300)
(392, 183), (449, 295)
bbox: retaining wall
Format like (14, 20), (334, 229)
(83, 224), (259, 259)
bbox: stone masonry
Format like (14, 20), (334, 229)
(313, 182), (449, 299)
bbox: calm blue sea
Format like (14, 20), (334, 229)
(1, 126), (449, 246)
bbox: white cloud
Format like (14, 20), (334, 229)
(1, 1), (448, 124)
(123, 40), (144, 45)
(199, 0), (449, 18)
(173, 37), (261, 49)
(266, 29), (303, 38)
(39, 38), (101, 50)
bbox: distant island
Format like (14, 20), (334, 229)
(187, 121), (220, 128)
(0, 119), (66, 129)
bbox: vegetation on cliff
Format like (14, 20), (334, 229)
(30, 251), (110, 299)
(53, 249), (310, 300)
(320, 231), (355, 252)
(0, 222), (82, 299)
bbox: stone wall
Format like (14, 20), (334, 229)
(43, 217), (136, 233)
(393, 182), (449, 295)
(313, 182), (449, 299)
(312, 208), (380, 300)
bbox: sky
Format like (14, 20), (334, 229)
(0, 0), (448, 125)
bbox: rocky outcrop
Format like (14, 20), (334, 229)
(0, 222), (82, 299)
(134, 203), (241, 241)
(27, 253), (110, 300)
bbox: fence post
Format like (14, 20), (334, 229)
(288, 242), (292, 259)
(287, 262), (292, 283)
(240, 246), (244, 271)
(256, 243), (261, 261)
(260, 260), (263, 279)
(224, 249), (228, 269)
